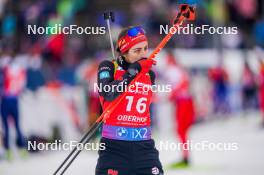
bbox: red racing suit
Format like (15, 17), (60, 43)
(98, 58), (155, 141)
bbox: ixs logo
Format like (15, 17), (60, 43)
(107, 169), (118, 175)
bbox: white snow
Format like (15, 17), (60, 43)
(1, 112), (264, 175)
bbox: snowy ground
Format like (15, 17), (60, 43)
(1, 113), (264, 175)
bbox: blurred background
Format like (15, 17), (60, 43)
(0, 0), (264, 175)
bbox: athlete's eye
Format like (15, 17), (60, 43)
(134, 49), (141, 54)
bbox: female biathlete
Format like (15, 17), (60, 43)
(96, 26), (163, 175)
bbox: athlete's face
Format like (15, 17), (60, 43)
(124, 41), (148, 63)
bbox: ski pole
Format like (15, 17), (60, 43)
(59, 122), (103, 174)
(53, 12), (116, 175)
(53, 11), (116, 175)
(104, 11), (116, 59)
(53, 121), (102, 175)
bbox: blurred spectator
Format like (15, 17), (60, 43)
(57, 50), (79, 86)
(208, 58), (230, 116)
(256, 49), (264, 126)
(253, 18), (264, 48)
(82, 60), (101, 128)
(164, 50), (195, 168)
(0, 0), (262, 59)
(26, 46), (45, 92)
(241, 60), (258, 113)
(0, 48), (27, 161)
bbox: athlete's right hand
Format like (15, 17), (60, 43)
(138, 58), (156, 73)
(129, 58), (156, 74)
